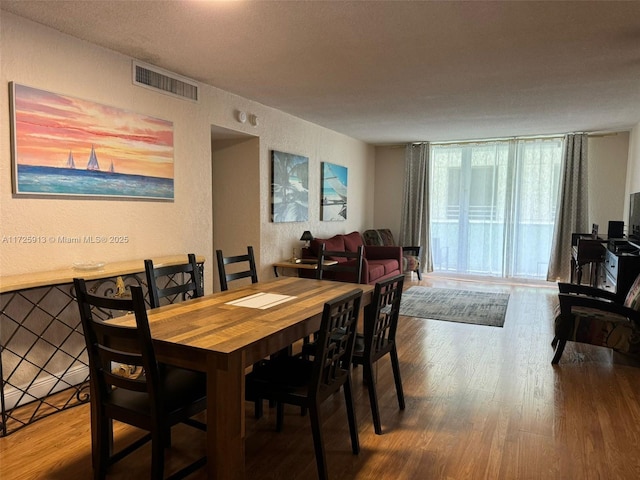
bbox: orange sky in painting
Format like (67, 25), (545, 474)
(12, 84), (174, 179)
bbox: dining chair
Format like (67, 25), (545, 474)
(552, 276), (640, 364)
(215, 246), (266, 416)
(316, 244), (364, 284)
(74, 278), (207, 480)
(572, 236), (605, 287)
(352, 274), (405, 434)
(144, 253), (203, 308)
(300, 244), (364, 360)
(245, 288), (363, 480)
(216, 246), (258, 291)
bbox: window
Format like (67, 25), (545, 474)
(430, 138), (562, 279)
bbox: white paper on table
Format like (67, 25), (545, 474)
(225, 292), (296, 309)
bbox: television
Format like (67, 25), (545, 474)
(629, 192), (640, 242)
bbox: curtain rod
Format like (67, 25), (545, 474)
(379, 131), (619, 148)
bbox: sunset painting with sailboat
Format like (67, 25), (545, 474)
(10, 83), (174, 199)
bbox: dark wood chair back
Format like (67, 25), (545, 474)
(316, 244), (364, 284)
(216, 246), (258, 291)
(352, 274), (406, 434)
(362, 274), (405, 362)
(74, 278), (206, 479)
(145, 253), (203, 308)
(312, 288), (363, 399)
(245, 288), (363, 480)
(574, 237), (605, 286)
(76, 280), (161, 411)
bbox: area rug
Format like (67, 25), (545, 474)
(399, 287), (509, 327)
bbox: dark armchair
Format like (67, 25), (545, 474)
(552, 276), (640, 364)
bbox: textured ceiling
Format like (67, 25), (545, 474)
(3, 0), (640, 144)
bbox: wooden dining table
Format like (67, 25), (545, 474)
(135, 276), (373, 479)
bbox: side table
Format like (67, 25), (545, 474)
(273, 259), (336, 277)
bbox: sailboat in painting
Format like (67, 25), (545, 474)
(86, 145), (100, 170)
(109, 161), (115, 173)
(65, 150), (75, 169)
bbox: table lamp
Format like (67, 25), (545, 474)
(300, 230), (313, 248)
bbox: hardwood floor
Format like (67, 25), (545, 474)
(2, 274), (640, 479)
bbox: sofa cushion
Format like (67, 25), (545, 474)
(555, 311), (640, 355)
(310, 234), (345, 257)
(403, 254), (420, 273)
(366, 262), (386, 283)
(343, 231), (364, 252)
(380, 258), (400, 275)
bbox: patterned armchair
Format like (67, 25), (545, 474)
(551, 274), (640, 364)
(363, 229), (422, 280)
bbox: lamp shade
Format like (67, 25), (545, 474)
(300, 231), (314, 241)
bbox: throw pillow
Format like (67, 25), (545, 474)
(343, 231), (363, 252)
(623, 274), (640, 310)
(377, 229), (396, 246)
(310, 235), (345, 256)
(362, 229), (383, 246)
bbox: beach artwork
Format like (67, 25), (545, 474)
(10, 83), (174, 199)
(271, 150), (309, 222)
(321, 162), (347, 221)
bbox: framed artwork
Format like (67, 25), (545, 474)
(321, 162), (348, 221)
(9, 82), (174, 200)
(271, 150), (309, 222)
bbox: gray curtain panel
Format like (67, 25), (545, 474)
(546, 133), (589, 282)
(399, 143), (432, 273)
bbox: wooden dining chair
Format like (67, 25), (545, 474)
(144, 253), (203, 308)
(245, 289), (363, 480)
(74, 278), (207, 480)
(216, 246), (258, 291)
(215, 246), (266, 416)
(299, 244), (364, 360)
(352, 274), (405, 434)
(316, 244), (364, 284)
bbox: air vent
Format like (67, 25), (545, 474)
(132, 61), (199, 102)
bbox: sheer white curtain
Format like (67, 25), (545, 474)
(430, 138), (563, 279)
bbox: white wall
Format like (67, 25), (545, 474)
(588, 132), (630, 232)
(212, 134), (261, 290)
(0, 13), (375, 291)
(373, 146), (404, 236)
(625, 123), (640, 217)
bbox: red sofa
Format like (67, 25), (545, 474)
(301, 231), (403, 284)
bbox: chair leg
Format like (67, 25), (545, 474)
(363, 362), (382, 435)
(276, 402), (285, 432)
(552, 338), (567, 364)
(151, 430), (165, 480)
(163, 426), (172, 447)
(390, 347), (405, 411)
(95, 415), (110, 480)
(308, 402), (328, 480)
(416, 269), (422, 280)
(254, 399), (263, 419)
(343, 377), (360, 453)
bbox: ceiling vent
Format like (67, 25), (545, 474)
(132, 61), (199, 102)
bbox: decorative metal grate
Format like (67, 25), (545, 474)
(0, 264), (204, 436)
